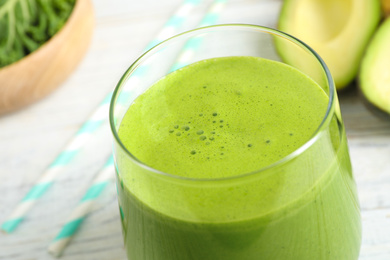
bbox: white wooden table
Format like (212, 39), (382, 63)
(1, 0), (389, 259)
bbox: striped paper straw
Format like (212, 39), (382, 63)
(46, 0), (228, 256)
(47, 157), (115, 257)
(1, 0), (202, 234)
(145, 0), (203, 51)
(1, 95), (111, 233)
(170, 0), (227, 72)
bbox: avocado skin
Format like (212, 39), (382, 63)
(278, 0), (381, 91)
(360, 17), (390, 115)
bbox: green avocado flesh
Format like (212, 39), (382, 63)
(278, 0), (381, 90)
(360, 17), (390, 114)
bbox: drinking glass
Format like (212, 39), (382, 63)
(110, 24), (361, 260)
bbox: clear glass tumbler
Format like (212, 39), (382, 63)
(110, 24), (361, 260)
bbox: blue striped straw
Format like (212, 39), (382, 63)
(47, 157), (115, 257)
(46, 0), (228, 256)
(1, 0), (202, 234)
(170, 0), (228, 72)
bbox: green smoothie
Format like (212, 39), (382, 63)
(115, 56), (361, 259)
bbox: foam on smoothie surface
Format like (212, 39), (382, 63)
(116, 57), (361, 260)
(118, 56), (328, 179)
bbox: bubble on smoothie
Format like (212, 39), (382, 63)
(289, 133), (294, 136)
(248, 144), (253, 147)
(266, 140), (271, 144)
(174, 125), (179, 129)
(197, 130), (204, 135)
(200, 136), (207, 141)
(213, 112), (218, 117)
(176, 132), (181, 136)
(199, 113), (203, 117)
(220, 120), (224, 123)
(190, 150), (197, 155)
(182, 126), (190, 131)
(211, 131), (215, 134)
(169, 129), (174, 133)
(209, 137), (215, 141)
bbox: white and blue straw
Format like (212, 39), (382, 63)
(46, 0), (228, 256)
(1, 0), (202, 234)
(47, 157), (115, 257)
(170, 0), (227, 71)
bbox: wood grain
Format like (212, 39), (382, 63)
(0, 0), (389, 259)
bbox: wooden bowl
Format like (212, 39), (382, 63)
(0, 0), (94, 114)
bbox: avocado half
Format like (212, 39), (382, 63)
(278, 0), (381, 90)
(360, 17), (390, 114)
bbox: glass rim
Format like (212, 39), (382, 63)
(109, 24), (335, 182)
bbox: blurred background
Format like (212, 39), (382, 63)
(0, 0), (389, 259)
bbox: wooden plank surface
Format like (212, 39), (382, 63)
(0, 0), (389, 259)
